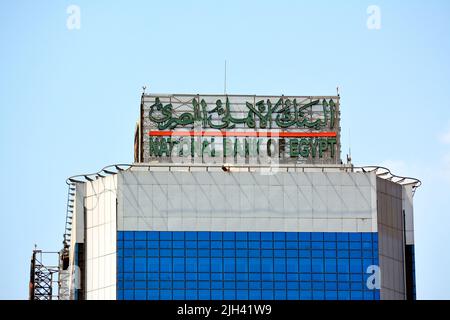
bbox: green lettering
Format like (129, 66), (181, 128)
(210, 138), (216, 157)
(328, 138), (337, 158)
(319, 139), (328, 158)
(267, 139), (276, 157)
(202, 139), (210, 157)
(159, 138), (169, 156)
(290, 139), (299, 157)
(244, 138), (250, 157)
(234, 138), (246, 157)
(149, 138), (160, 156)
(310, 138), (318, 158)
(299, 138), (310, 158)
(223, 138), (233, 157)
(248, 139), (259, 157)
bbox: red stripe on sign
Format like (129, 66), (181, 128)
(148, 131), (337, 138)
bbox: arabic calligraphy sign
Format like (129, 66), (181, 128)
(139, 94), (341, 165)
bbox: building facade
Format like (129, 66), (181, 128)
(58, 94), (419, 300)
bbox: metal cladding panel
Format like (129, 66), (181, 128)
(402, 185), (415, 245)
(117, 170), (377, 233)
(84, 175), (118, 300)
(376, 178), (406, 300)
(73, 183), (85, 244)
(66, 183), (86, 299)
(140, 94), (341, 165)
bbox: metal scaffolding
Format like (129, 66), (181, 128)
(58, 248), (71, 300)
(29, 249), (60, 300)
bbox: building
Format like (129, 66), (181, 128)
(52, 93), (420, 300)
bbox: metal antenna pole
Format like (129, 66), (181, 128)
(347, 128), (352, 165)
(224, 60), (227, 94)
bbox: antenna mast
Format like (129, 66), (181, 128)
(224, 60), (227, 94)
(347, 128), (352, 165)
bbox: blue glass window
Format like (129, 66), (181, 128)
(117, 231), (379, 300)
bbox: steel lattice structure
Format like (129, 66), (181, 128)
(29, 250), (59, 300)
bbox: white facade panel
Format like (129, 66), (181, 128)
(84, 175), (117, 300)
(117, 169), (378, 233)
(403, 185), (415, 245)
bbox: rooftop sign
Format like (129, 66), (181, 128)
(138, 94), (340, 165)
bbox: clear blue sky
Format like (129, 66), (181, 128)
(1, 0), (449, 299)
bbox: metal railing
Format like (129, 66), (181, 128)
(65, 163), (421, 189)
